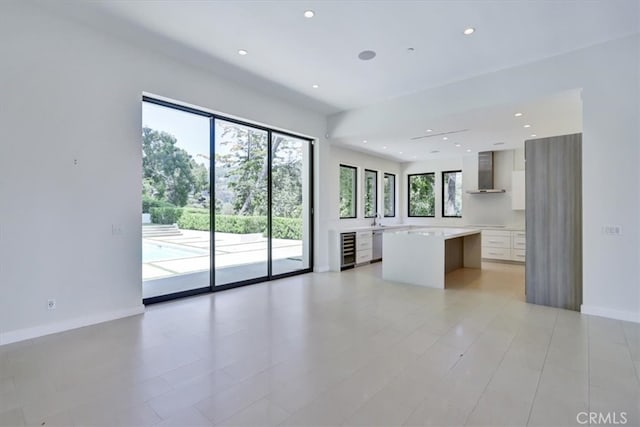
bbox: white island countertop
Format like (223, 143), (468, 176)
(388, 227), (482, 239)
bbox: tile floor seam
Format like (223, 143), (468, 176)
(145, 397), (164, 423)
(620, 320), (640, 387)
(397, 319), (503, 427)
(193, 374), (275, 425)
(461, 321), (521, 426)
(192, 403), (215, 426)
(525, 309), (559, 427)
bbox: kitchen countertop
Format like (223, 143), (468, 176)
(331, 224), (524, 233)
(330, 224), (411, 233)
(388, 227), (482, 239)
(463, 224), (525, 231)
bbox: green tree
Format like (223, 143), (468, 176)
(142, 127), (196, 207)
(216, 124), (304, 218)
(409, 173), (435, 216)
(340, 166), (356, 217)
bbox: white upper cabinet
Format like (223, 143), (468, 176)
(512, 170), (525, 210)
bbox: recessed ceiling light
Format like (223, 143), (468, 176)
(407, 47), (415, 53)
(493, 142), (505, 146)
(514, 112), (523, 117)
(463, 27), (475, 35)
(312, 84), (319, 89)
(531, 134), (537, 137)
(455, 143), (461, 147)
(399, 151), (403, 154)
(303, 10), (315, 18)
(426, 129), (433, 132)
(443, 137), (448, 140)
(413, 155), (417, 159)
(358, 50), (377, 61)
(524, 124), (531, 128)
(238, 49), (248, 56)
(466, 149), (472, 153)
(363, 140), (367, 143)
(382, 146), (387, 149)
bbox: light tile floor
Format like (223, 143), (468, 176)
(1, 262), (638, 426)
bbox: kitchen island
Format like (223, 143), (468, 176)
(382, 228), (482, 289)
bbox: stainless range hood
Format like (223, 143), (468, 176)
(467, 151), (506, 194)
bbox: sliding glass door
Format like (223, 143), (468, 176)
(271, 133), (312, 276)
(214, 119), (269, 286)
(141, 97), (313, 302)
(141, 101), (211, 300)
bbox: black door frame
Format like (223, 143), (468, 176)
(142, 96), (314, 304)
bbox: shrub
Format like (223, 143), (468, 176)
(170, 212), (303, 240)
(214, 215), (266, 234)
(142, 196), (175, 213)
(177, 211), (210, 231)
(150, 207), (183, 224)
(272, 217), (302, 240)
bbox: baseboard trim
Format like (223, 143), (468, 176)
(314, 265), (330, 273)
(581, 304), (640, 323)
(0, 305), (145, 346)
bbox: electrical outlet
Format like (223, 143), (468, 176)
(111, 224), (122, 236)
(47, 299), (56, 310)
(602, 225), (622, 236)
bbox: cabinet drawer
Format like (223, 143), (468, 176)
(357, 238), (372, 250)
(482, 246), (511, 260)
(357, 231), (372, 240)
(356, 248), (372, 264)
(482, 235), (510, 248)
(481, 230), (511, 238)
(512, 249), (526, 262)
(512, 236), (526, 249)
(512, 231), (526, 239)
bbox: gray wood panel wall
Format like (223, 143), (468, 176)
(525, 133), (582, 311)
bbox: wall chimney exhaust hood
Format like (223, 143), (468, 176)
(467, 151), (506, 194)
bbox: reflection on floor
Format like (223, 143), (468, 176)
(445, 261), (526, 301)
(143, 258), (307, 299)
(1, 262), (638, 427)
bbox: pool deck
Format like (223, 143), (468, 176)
(143, 230), (303, 280)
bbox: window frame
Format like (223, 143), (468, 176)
(363, 169), (378, 218)
(441, 170), (463, 218)
(383, 172), (396, 218)
(408, 172), (436, 218)
(339, 164), (358, 219)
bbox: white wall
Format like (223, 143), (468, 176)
(329, 35), (640, 323)
(401, 150), (525, 228)
(0, 2), (328, 343)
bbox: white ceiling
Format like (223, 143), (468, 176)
(49, 0), (638, 115)
(336, 89), (583, 161)
(41, 1), (634, 163)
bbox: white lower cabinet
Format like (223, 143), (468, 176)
(511, 249), (526, 261)
(481, 229), (526, 262)
(356, 231), (372, 264)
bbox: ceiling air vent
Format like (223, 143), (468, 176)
(410, 128), (469, 141)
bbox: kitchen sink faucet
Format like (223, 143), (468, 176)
(371, 212), (382, 227)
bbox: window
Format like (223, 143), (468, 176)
(340, 164), (357, 218)
(408, 173), (435, 217)
(364, 169), (377, 218)
(442, 170), (463, 217)
(383, 173), (395, 217)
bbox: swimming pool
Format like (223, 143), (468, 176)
(143, 242), (208, 263)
